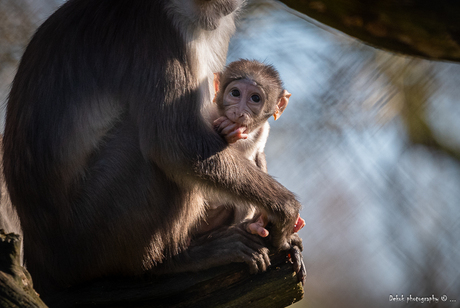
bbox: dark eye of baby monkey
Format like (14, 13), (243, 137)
(231, 89), (240, 97)
(251, 94), (260, 103)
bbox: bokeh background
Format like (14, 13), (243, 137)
(1, 0), (459, 307)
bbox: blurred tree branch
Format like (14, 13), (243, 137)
(400, 66), (460, 162)
(277, 0), (460, 62)
(375, 55), (460, 162)
(264, 0), (460, 161)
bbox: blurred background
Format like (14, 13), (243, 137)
(1, 0), (459, 307)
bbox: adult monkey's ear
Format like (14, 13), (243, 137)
(212, 72), (222, 103)
(273, 90), (291, 120)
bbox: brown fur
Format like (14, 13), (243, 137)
(216, 59), (284, 116)
(2, 0), (301, 295)
(196, 59), (285, 234)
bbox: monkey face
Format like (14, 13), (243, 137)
(220, 79), (266, 133)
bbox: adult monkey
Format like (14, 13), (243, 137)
(3, 0), (303, 295)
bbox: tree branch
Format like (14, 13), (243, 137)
(0, 230), (304, 308)
(276, 0), (460, 62)
(0, 230), (47, 308)
(44, 251), (304, 308)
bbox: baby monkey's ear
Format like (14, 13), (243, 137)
(273, 90), (291, 120)
(212, 72), (222, 103)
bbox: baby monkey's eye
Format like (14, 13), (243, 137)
(230, 89), (240, 97)
(251, 94), (261, 103)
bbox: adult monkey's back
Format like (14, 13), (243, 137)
(3, 0), (302, 295)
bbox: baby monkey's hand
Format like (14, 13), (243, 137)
(247, 213), (305, 238)
(213, 116), (248, 144)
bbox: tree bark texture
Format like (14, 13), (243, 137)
(43, 250), (303, 308)
(0, 230), (303, 308)
(277, 0), (460, 62)
(0, 230), (47, 308)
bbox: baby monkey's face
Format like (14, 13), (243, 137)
(220, 79), (267, 133)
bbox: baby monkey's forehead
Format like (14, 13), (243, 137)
(225, 79), (264, 91)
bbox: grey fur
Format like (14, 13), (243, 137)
(2, 0), (301, 294)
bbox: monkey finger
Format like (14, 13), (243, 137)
(249, 245), (271, 272)
(247, 222), (269, 238)
(213, 116), (236, 131)
(256, 226), (269, 238)
(214, 247), (258, 274)
(289, 245), (302, 273)
(236, 245), (270, 274)
(288, 245), (306, 285)
(298, 258), (307, 285)
(236, 131), (248, 140)
(224, 134), (242, 145)
(225, 128), (248, 143)
(214, 119), (235, 134)
(217, 122), (239, 135)
(289, 233), (304, 251)
(227, 228), (267, 250)
(260, 247), (271, 268)
(212, 116), (228, 127)
(234, 125), (248, 137)
(214, 117), (234, 128)
(246, 223), (258, 235)
(252, 249), (270, 272)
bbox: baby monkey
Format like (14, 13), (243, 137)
(198, 59), (305, 238)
